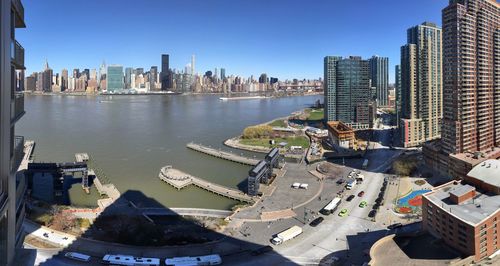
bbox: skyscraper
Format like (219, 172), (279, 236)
(150, 66), (158, 90)
(161, 54), (170, 90)
(324, 56), (374, 129)
(220, 68), (226, 80)
(1, 0), (27, 264)
(442, 0), (500, 155)
(191, 54), (195, 75)
(124, 67), (133, 89)
(395, 65), (401, 108)
(423, 0), (500, 179)
(73, 68), (80, 79)
(369, 56), (389, 106)
(98, 60), (107, 81)
(106, 65), (124, 92)
(395, 65), (402, 127)
(42, 60), (53, 92)
(400, 22), (443, 148)
(61, 69), (68, 91)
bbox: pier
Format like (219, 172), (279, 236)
(187, 142), (260, 166)
(18, 140), (35, 171)
(159, 166), (254, 203)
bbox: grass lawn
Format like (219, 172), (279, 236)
(307, 108), (324, 121)
(240, 136), (310, 149)
(268, 119), (287, 128)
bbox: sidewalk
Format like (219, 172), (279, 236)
(24, 220), (76, 248)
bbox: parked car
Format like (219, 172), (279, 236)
(346, 195), (355, 202)
(309, 217), (324, 227)
(336, 179), (345, 185)
(368, 210), (377, 218)
(359, 201), (368, 208)
(338, 209), (348, 217)
(388, 223), (403, 230)
(251, 245), (274, 256)
(358, 191), (365, 197)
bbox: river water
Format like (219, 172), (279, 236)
(17, 94), (322, 210)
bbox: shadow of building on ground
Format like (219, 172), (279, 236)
(25, 189), (298, 265)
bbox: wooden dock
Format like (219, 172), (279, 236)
(159, 166), (254, 203)
(187, 142), (259, 166)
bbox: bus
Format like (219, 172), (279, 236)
(165, 254), (222, 266)
(64, 252), (91, 262)
(320, 197), (342, 215)
(102, 254), (160, 266)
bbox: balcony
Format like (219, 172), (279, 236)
(11, 40), (25, 70)
(11, 0), (26, 28)
(11, 93), (25, 124)
(10, 136), (24, 174)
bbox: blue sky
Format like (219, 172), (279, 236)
(17, 0), (445, 82)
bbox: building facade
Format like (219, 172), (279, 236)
(424, 0), (500, 178)
(442, 0), (500, 154)
(1, 0), (27, 264)
(369, 56), (389, 106)
(400, 22), (443, 148)
(324, 56), (374, 129)
(422, 161), (500, 261)
(161, 54), (171, 90)
(106, 65), (124, 92)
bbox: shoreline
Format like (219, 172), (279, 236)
(223, 108), (314, 159)
(22, 91), (323, 98)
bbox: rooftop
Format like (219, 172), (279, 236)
(449, 147), (500, 166)
(467, 159), (500, 188)
(424, 181), (500, 225)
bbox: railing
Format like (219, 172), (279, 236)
(11, 93), (24, 123)
(12, 0), (25, 28)
(11, 40), (25, 69)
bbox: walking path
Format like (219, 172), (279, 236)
(159, 166), (254, 203)
(187, 142), (259, 166)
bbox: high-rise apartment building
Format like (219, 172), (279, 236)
(106, 65), (124, 92)
(369, 56), (389, 106)
(1, 0), (27, 264)
(400, 22), (443, 148)
(395, 65), (402, 127)
(324, 56), (375, 129)
(423, 0), (500, 179)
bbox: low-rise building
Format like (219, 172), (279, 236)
(422, 162), (500, 261)
(326, 121), (356, 150)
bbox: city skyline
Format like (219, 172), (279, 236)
(18, 0), (444, 82)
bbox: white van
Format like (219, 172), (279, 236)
(299, 183), (309, 189)
(291, 183), (300, 189)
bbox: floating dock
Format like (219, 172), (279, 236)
(187, 143), (259, 166)
(159, 166), (254, 203)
